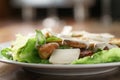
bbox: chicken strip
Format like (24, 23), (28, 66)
(80, 49), (93, 58)
(64, 40), (87, 48)
(38, 43), (59, 59)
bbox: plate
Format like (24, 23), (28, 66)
(0, 42), (120, 76)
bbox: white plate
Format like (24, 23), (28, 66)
(0, 42), (120, 76)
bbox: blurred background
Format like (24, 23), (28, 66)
(0, 0), (120, 42)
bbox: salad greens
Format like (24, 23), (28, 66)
(13, 38), (41, 63)
(1, 48), (12, 60)
(72, 48), (120, 64)
(1, 29), (120, 64)
(11, 34), (29, 54)
(0, 30), (49, 63)
(36, 30), (46, 46)
(46, 36), (62, 43)
(59, 45), (71, 49)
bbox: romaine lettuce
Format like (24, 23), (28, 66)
(36, 30), (46, 46)
(1, 30), (50, 63)
(13, 37), (49, 63)
(13, 38), (42, 63)
(0, 48), (13, 60)
(72, 48), (120, 64)
(46, 36), (62, 43)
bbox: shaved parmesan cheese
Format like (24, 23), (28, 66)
(94, 42), (119, 50)
(49, 49), (80, 64)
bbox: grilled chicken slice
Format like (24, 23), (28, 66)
(64, 40), (87, 48)
(80, 49), (93, 58)
(38, 43), (59, 59)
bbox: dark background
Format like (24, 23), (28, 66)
(0, 0), (120, 21)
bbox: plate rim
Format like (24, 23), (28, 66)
(0, 58), (120, 69)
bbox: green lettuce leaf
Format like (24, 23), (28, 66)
(59, 45), (71, 49)
(13, 38), (41, 63)
(12, 36), (49, 63)
(0, 48), (13, 60)
(36, 30), (46, 46)
(11, 34), (29, 54)
(46, 36), (62, 42)
(72, 48), (120, 64)
(1, 31), (50, 64)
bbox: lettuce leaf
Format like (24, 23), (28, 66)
(11, 37), (49, 63)
(11, 34), (29, 54)
(13, 38), (42, 63)
(13, 37), (49, 64)
(0, 48), (13, 60)
(72, 48), (120, 64)
(46, 36), (62, 43)
(12, 31), (49, 63)
(59, 45), (71, 49)
(1, 31), (50, 64)
(36, 30), (46, 46)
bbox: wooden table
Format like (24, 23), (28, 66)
(0, 20), (120, 80)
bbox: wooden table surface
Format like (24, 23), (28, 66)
(0, 20), (120, 80)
